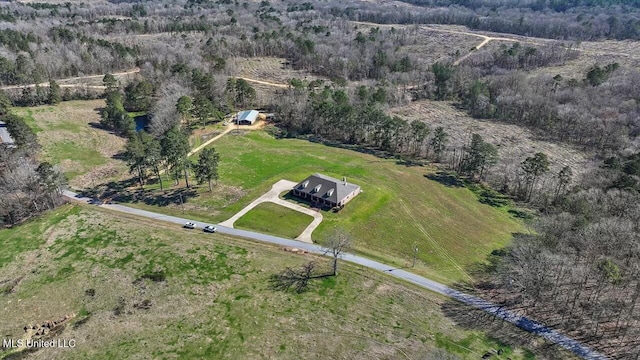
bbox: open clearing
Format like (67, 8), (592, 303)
(0, 205), (567, 359)
(529, 39), (640, 79)
(229, 57), (321, 85)
(353, 21), (489, 66)
(389, 100), (595, 178)
(234, 202), (314, 239)
(118, 130), (524, 285)
(12, 100), (129, 188)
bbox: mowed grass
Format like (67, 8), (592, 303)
(192, 131), (524, 284)
(0, 205), (560, 359)
(125, 130), (524, 283)
(12, 100), (128, 188)
(10, 100), (523, 283)
(235, 202), (313, 239)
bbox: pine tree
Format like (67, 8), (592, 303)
(48, 79), (61, 105)
(193, 147), (220, 191)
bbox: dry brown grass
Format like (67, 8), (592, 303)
(0, 205), (569, 359)
(13, 100), (129, 189)
(389, 99), (596, 177)
(531, 41), (640, 78)
(229, 57), (322, 85)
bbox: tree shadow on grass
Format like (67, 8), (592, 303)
(79, 177), (198, 207)
(395, 157), (427, 167)
(88, 121), (105, 130)
(127, 187), (198, 207)
(424, 171), (466, 187)
(307, 136), (397, 160)
(477, 189), (510, 208)
(111, 150), (128, 161)
(78, 177), (139, 199)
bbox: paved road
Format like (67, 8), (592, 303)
(0, 121), (14, 146)
(62, 189), (607, 360)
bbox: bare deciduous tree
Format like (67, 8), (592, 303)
(325, 229), (352, 276)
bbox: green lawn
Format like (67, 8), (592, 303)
(235, 202), (313, 239)
(0, 205), (561, 359)
(202, 131), (523, 284)
(16, 98), (523, 284)
(47, 141), (108, 179)
(121, 130), (524, 284)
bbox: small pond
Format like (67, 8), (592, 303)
(134, 114), (149, 132)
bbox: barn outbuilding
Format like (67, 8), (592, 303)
(236, 110), (259, 125)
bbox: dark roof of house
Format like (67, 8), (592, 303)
(294, 173), (360, 204)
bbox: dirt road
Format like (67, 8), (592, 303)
(0, 69), (292, 94)
(0, 68), (140, 91)
(188, 119), (267, 157)
(238, 77), (289, 88)
(352, 21), (542, 65)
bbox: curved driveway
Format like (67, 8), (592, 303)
(61, 190), (606, 360)
(219, 180), (322, 243)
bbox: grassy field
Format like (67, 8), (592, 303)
(0, 205), (567, 359)
(13, 100), (128, 188)
(121, 130), (524, 284)
(213, 131), (524, 284)
(11, 100), (523, 283)
(234, 202), (313, 239)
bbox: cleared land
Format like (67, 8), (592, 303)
(12, 100), (129, 188)
(0, 205), (552, 359)
(389, 100), (595, 178)
(119, 130), (524, 285)
(234, 202), (314, 239)
(353, 22), (484, 67)
(229, 57), (321, 85)
(529, 39), (640, 79)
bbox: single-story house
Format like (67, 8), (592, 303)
(236, 110), (259, 125)
(292, 174), (361, 208)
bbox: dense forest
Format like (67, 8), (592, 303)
(333, 0), (640, 40)
(0, 0), (638, 357)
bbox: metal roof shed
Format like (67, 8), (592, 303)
(237, 110), (259, 125)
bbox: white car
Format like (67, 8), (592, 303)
(203, 225), (217, 233)
(183, 222), (196, 229)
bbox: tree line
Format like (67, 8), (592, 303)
(327, 0), (640, 40)
(414, 50), (637, 155)
(484, 153), (640, 357)
(0, 94), (66, 226)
